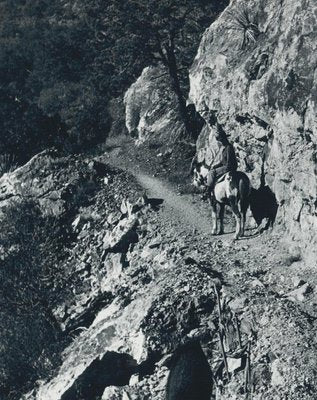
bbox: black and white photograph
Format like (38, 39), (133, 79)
(0, 0), (316, 399)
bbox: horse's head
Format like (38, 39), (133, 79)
(193, 170), (206, 190)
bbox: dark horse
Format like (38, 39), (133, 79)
(209, 171), (251, 239)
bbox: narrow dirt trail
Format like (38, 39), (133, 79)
(101, 146), (298, 292)
(135, 171), (213, 235)
(103, 146), (236, 240)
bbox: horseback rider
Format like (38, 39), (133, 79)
(207, 122), (238, 197)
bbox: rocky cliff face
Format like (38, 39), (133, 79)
(124, 66), (185, 145)
(189, 0), (317, 263)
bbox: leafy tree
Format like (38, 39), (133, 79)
(0, 0), (228, 157)
(0, 0), (112, 159)
(85, 0), (229, 136)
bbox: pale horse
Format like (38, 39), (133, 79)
(208, 171), (251, 239)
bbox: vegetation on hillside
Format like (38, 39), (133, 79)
(0, 0), (228, 162)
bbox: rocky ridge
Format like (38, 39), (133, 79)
(1, 0), (316, 394)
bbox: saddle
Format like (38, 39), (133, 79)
(215, 172), (229, 184)
(208, 172), (232, 200)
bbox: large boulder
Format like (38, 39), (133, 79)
(189, 0), (317, 263)
(124, 66), (185, 144)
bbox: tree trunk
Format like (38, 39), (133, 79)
(165, 45), (191, 137)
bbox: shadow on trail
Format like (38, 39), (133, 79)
(146, 197), (164, 211)
(238, 230), (262, 240)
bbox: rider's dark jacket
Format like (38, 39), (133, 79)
(213, 143), (238, 177)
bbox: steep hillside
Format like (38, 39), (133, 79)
(188, 0), (317, 264)
(3, 147), (313, 400)
(0, 150), (145, 398)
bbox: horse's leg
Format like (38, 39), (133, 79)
(241, 209), (246, 236)
(239, 178), (250, 237)
(210, 196), (218, 235)
(229, 197), (241, 239)
(240, 201), (248, 237)
(218, 203), (225, 235)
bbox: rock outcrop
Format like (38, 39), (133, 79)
(124, 66), (185, 144)
(189, 0), (317, 263)
(0, 150), (100, 217)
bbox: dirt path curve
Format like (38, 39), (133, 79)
(135, 171), (213, 235)
(102, 146), (236, 239)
